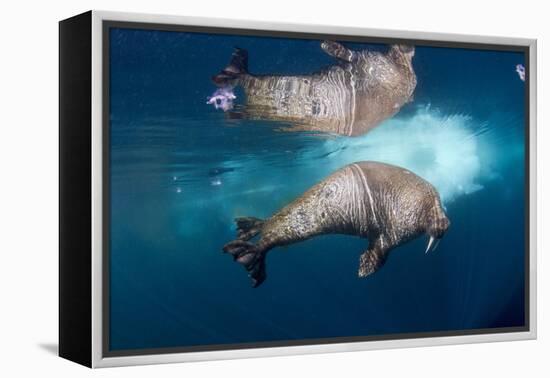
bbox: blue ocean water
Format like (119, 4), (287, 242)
(108, 28), (526, 351)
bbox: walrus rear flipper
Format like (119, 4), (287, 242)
(235, 216), (264, 241)
(212, 47), (249, 86)
(358, 243), (389, 278)
(223, 240), (267, 287)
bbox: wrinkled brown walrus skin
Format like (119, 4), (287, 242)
(223, 161), (450, 287)
(213, 42), (417, 136)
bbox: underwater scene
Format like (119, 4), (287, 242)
(108, 27), (527, 352)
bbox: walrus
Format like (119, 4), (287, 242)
(223, 161), (450, 287)
(212, 41), (416, 136)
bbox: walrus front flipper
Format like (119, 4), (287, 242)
(358, 243), (389, 278)
(223, 240), (267, 287)
(212, 47), (249, 86)
(235, 217), (265, 241)
(321, 41), (356, 62)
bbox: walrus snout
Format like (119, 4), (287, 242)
(426, 205), (450, 252)
(397, 45), (415, 54)
(424, 218), (449, 254)
(390, 45), (415, 62)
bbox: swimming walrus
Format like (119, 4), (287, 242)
(223, 162), (450, 287)
(212, 41), (416, 136)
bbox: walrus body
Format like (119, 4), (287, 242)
(223, 162), (450, 287)
(212, 41), (417, 136)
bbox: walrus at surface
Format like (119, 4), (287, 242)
(212, 41), (417, 136)
(223, 162), (450, 287)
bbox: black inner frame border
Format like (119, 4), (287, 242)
(102, 19), (531, 358)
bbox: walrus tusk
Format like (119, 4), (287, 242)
(425, 236), (440, 254)
(433, 239), (440, 252)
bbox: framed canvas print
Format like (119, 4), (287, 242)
(59, 10), (537, 368)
